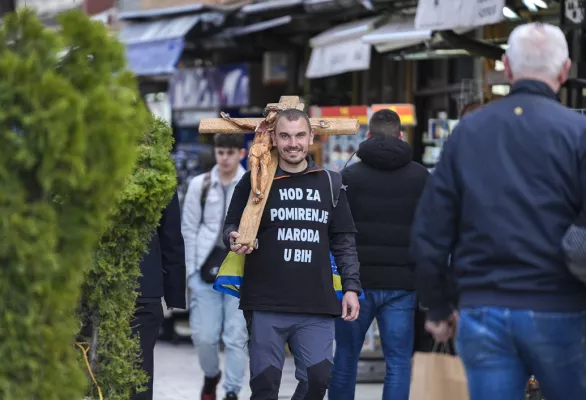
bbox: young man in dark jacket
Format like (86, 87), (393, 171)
(132, 191), (186, 400)
(223, 108), (362, 400)
(412, 22), (586, 400)
(328, 109), (429, 400)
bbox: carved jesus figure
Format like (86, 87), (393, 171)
(220, 106), (280, 204)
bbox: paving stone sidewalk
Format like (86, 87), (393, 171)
(154, 341), (383, 400)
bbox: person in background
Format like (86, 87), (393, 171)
(132, 192), (187, 400)
(329, 109), (429, 400)
(411, 22), (586, 400)
(182, 134), (248, 400)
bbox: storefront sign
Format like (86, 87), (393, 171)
(310, 106), (369, 125)
(415, 0), (504, 31)
(305, 38), (371, 79)
(371, 104), (417, 126)
(169, 64), (250, 109)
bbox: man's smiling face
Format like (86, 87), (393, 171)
(273, 117), (314, 168)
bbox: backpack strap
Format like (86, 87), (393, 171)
(324, 169), (343, 208)
(199, 172), (212, 225)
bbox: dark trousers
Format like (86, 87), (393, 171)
(245, 311), (335, 400)
(131, 301), (164, 400)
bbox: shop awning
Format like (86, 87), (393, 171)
(361, 18), (432, 53)
(305, 16), (381, 79)
(118, 1), (251, 20)
(221, 15), (293, 37)
(119, 14), (222, 76)
(414, 0), (504, 31)
(241, 0), (304, 14)
(303, 0), (357, 13)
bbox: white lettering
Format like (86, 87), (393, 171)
(306, 189), (321, 202)
(277, 228), (321, 243)
(270, 208), (329, 223)
(280, 187), (304, 200)
(279, 188), (288, 201)
(294, 249), (312, 263)
(284, 248), (292, 261)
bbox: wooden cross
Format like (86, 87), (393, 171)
(199, 96), (359, 247)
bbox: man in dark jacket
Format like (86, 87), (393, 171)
(132, 191), (186, 400)
(329, 109), (429, 400)
(412, 22), (586, 400)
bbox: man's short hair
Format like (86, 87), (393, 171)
(274, 108), (311, 132)
(214, 133), (245, 149)
(369, 109), (401, 138)
(506, 22), (569, 80)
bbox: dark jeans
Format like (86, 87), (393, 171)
(329, 289), (416, 400)
(131, 301), (164, 400)
(457, 307), (586, 400)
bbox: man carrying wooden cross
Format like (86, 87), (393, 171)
(222, 107), (362, 399)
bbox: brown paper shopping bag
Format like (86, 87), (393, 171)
(409, 351), (470, 400)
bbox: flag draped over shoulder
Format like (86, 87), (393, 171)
(214, 252), (364, 300)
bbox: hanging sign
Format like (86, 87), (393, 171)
(371, 104), (417, 126)
(415, 0), (505, 31)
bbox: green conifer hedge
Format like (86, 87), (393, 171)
(81, 118), (177, 399)
(0, 9), (149, 400)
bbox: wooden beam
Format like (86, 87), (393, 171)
(237, 149), (279, 247)
(199, 117), (359, 135)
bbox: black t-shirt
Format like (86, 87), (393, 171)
(225, 166), (356, 316)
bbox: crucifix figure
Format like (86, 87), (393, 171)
(199, 96), (359, 247)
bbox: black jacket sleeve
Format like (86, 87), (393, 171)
(222, 171), (252, 248)
(411, 129), (462, 322)
(329, 185), (362, 295)
(159, 192), (187, 309)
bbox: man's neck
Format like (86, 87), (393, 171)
(512, 76), (560, 93)
(218, 168), (238, 184)
(279, 158), (308, 174)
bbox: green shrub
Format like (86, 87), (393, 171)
(82, 118), (177, 399)
(0, 9), (149, 400)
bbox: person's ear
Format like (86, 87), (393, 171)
(503, 54), (513, 82)
(366, 131), (372, 139)
(239, 148), (246, 161)
(399, 131), (404, 140)
(309, 130), (314, 145)
(271, 131), (277, 147)
(559, 58), (572, 85)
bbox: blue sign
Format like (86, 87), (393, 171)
(125, 38), (185, 76)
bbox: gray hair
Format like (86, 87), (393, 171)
(505, 23), (569, 80)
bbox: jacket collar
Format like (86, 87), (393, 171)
(510, 79), (558, 101)
(210, 164), (246, 186)
(275, 156), (321, 177)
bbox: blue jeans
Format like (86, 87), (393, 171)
(457, 307), (586, 400)
(329, 289), (416, 400)
(189, 274), (248, 394)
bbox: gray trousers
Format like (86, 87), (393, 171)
(245, 311), (335, 400)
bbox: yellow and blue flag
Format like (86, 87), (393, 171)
(214, 251), (364, 300)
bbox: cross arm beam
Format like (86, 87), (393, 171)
(199, 117), (360, 135)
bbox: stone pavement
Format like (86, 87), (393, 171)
(154, 341), (383, 400)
